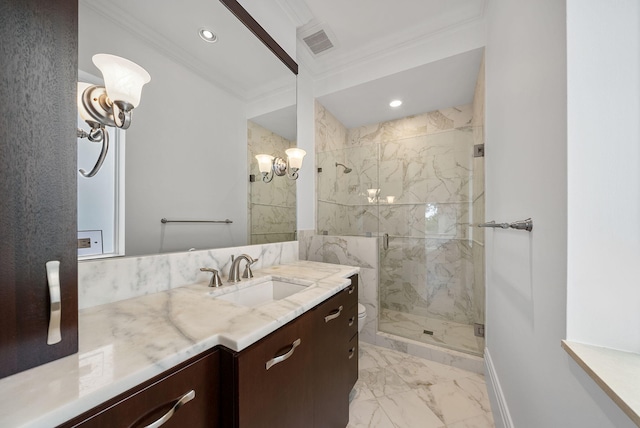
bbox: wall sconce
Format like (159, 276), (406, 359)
(77, 54), (150, 177)
(255, 148), (307, 183)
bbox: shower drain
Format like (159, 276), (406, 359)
(423, 329), (434, 335)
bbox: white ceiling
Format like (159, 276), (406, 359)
(280, 0), (486, 128)
(317, 48), (483, 129)
(81, 0), (485, 135)
(80, 0), (294, 101)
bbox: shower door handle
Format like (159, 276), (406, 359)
(383, 233), (389, 250)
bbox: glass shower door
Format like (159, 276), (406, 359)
(377, 127), (485, 356)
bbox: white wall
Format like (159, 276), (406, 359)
(80, 5), (250, 256)
(566, 0), (640, 353)
(485, 0), (635, 427)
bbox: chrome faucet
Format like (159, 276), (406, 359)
(228, 254), (256, 283)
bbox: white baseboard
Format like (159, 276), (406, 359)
(485, 347), (515, 428)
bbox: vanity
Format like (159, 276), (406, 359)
(0, 260), (359, 427)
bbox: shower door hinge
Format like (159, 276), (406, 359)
(474, 144), (485, 158)
(474, 323), (485, 338)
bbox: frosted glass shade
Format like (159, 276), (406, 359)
(92, 54), (150, 108)
(255, 154), (274, 174)
(285, 148), (306, 170)
(77, 82), (93, 121)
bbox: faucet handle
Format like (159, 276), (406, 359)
(200, 267), (222, 287)
(242, 258), (259, 279)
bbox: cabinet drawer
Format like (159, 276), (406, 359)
(235, 314), (313, 428)
(61, 350), (220, 428)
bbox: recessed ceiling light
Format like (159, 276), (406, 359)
(389, 100), (402, 108)
(199, 28), (218, 43)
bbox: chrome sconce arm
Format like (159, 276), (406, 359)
(77, 121), (109, 178)
(77, 54), (150, 178)
(255, 148), (306, 183)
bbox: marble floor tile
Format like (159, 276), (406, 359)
(349, 342), (494, 428)
(347, 398), (396, 428)
(377, 390), (446, 428)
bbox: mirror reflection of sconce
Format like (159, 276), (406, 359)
(77, 54), (150, 178)
(255, 148), (307, 183)
(367, 188), (380, 204)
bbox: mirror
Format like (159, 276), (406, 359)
(78, 0), (297, 257)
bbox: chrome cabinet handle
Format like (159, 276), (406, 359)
(348, 316), (355, 327)
(143, 390), (195, 428)
(324, 305), (343, 323)
(347, 284), (355, 295)
(45, 261), (62, 345)
(348, 347), (356, 359)
(266, 338), (301, 370)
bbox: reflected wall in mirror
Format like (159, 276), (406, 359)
(248, 106), (297, 244)
(78, 0), (297, 258)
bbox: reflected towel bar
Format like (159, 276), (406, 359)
(161, 218), (233, 224)
(477, 218), (533, 232)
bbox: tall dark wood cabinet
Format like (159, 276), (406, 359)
(0, 0), (79, 378)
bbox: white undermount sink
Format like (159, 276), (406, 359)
(213, 277), (313, 308)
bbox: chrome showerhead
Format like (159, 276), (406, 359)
(335, 162), (352, 174)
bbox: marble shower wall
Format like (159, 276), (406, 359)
(315, 99), (484, 327)
(247, 121), (296, 244)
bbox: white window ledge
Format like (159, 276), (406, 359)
(562, 340), (640, 427)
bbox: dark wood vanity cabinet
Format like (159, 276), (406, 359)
(223, 274), (359, 428)
(60, 275), (359, 428)
(0, 0), (79, 379)
(227, 311), (314, 428)
(312, 274), (359, 428)
(59, 350), (221, 428)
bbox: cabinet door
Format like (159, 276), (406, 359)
(235, 315), (313, 428)
(61, 350), (220, 428)
(0, 0), (79, 379)
(312, 283), (358, 428)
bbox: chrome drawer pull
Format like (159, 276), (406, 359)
(324, 305), (343, 323)
(348, 285), (355, 295)
(348, 316), (355, 327)
(45, 261), (62, 345)
(348, 347), (356, 359)
(144, 390), (195, 428)
(266, 338), (301, 370)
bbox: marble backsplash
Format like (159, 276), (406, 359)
(78, 241), (299, 309)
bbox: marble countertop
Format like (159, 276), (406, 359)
(562, 340), (640, 427)
(0, 260), (358, 428)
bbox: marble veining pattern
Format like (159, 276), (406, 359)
(348, 342), (494, 428)
(78, 240), (298, 309)
(0, 260), (357, 428)
(315, 96), (485, 356)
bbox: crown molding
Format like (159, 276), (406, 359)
(80, 0), (251, 100)
(299, 12), (487, 83)
(275, 0), (315, 27)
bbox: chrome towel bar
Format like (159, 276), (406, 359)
(477, 218), (533, 232)
(161, 218), (233, 224)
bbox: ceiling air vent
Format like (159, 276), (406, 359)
(299, 22), (337, 56)
(303, 29), (334, 55)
